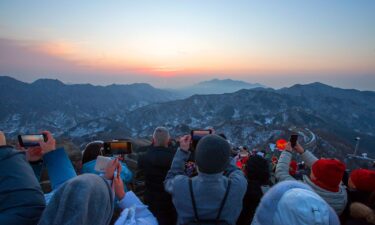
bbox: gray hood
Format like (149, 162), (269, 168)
(303, 175), (347, 215)
(38, 174), (114, 225)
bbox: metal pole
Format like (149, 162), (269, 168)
(354, 137), (360, 156)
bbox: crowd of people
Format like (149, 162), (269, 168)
(0, 127), (374, 225)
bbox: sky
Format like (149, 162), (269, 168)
(0, 0), (374, 90)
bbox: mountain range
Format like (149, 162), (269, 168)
(176, 79), (265, 97)
(0, 76), (177, 135)
(1, 76), (374, 161)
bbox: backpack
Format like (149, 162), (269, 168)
(185, 179), (232, 225)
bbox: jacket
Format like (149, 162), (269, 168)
(82, 159), (133, 190)
(275, 150), (348, 215)
(236, 181), (268, 225)
(164, 148), (247, 225)
(116, 191), (158, 225)
(251, 180), (340, 225)
(138, 146), (177, 225)
(0, 145), (46, 225)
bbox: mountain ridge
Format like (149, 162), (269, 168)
(1, 76), (374, 160)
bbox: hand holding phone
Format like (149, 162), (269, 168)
(293, 143), (305, 154)
(25, 147), (43, 162)
(0, 131), (6, 146)
(103, 158), (122, 180)
(18, 133), (47, 148)
(39, 131), (56, 153)
(113, 168), (125, 200)
(179, 135), (191, 152)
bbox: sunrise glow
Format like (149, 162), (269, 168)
(0, 1), (374, 89)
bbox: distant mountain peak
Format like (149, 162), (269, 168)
(0, 76), (27, 85)
(294, 82), (331, 89)
(32, 78), (65, 87)
(197, 78), (263, 87)
(176, 78), (266, 96)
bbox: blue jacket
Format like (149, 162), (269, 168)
(164, 148), (247, 225)
(82, 159), (133, 190)
(32, 147), (77, 191)
(0, 146), (46, 225)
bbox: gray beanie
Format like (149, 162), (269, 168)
(195, 134), (230, 174)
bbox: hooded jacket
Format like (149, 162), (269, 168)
(251, 181), (340, 225)
(38, 173), (114, 225)
(0, 146), (46, 225)
(275, 150), (348, 215)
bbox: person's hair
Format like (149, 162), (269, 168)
(152, 127), (170, 147)
(246, 155), (270, 184)
(218, 133), (227, 140)
(82, 141), (103, 164)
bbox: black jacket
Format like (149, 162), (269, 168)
(138, 146), (177, 225)
(236, 180), (265, 225)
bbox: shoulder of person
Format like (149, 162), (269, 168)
(0, 146), (22, 160)
(170, 175), (190, 191)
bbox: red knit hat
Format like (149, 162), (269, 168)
(350, 169), (375, 192)
(289, 160), (298, 176)
(311, 159), (346, 192)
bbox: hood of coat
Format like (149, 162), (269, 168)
(303, 175), (348, 215)
(251, 181), (340, 225)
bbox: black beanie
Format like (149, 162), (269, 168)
(195, 134), (230, 174)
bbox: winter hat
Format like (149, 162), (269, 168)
(289, 160), (298, 176)
(350, 169), (375, 192)
(311, 159), (346, 192)
(195, 134), (230, 174)
(246, 155), (270, 184)
(252, 181), (340, 225)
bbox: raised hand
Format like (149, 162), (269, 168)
(105, 158), (119, 180)
(113, 162), (125, 199)
(113, 171), (125, 200)
(293, 142), (305, 154)
(38, 131), (56, 154)
(179, 135), (191, 152)
(25, 147), (43, 162)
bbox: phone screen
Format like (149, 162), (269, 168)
(104, 141), (132, 155)
(290, 134), (298, 148)
(191, 130), (212, 150)
(18, 134), (46, 147)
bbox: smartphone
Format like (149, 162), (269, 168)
(18, 134), (47, 148)
(191, 130), (212, 150)
(290, 134), (299, 148)
(94, 156), (113, 172)
(103, 141), (132, 155)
